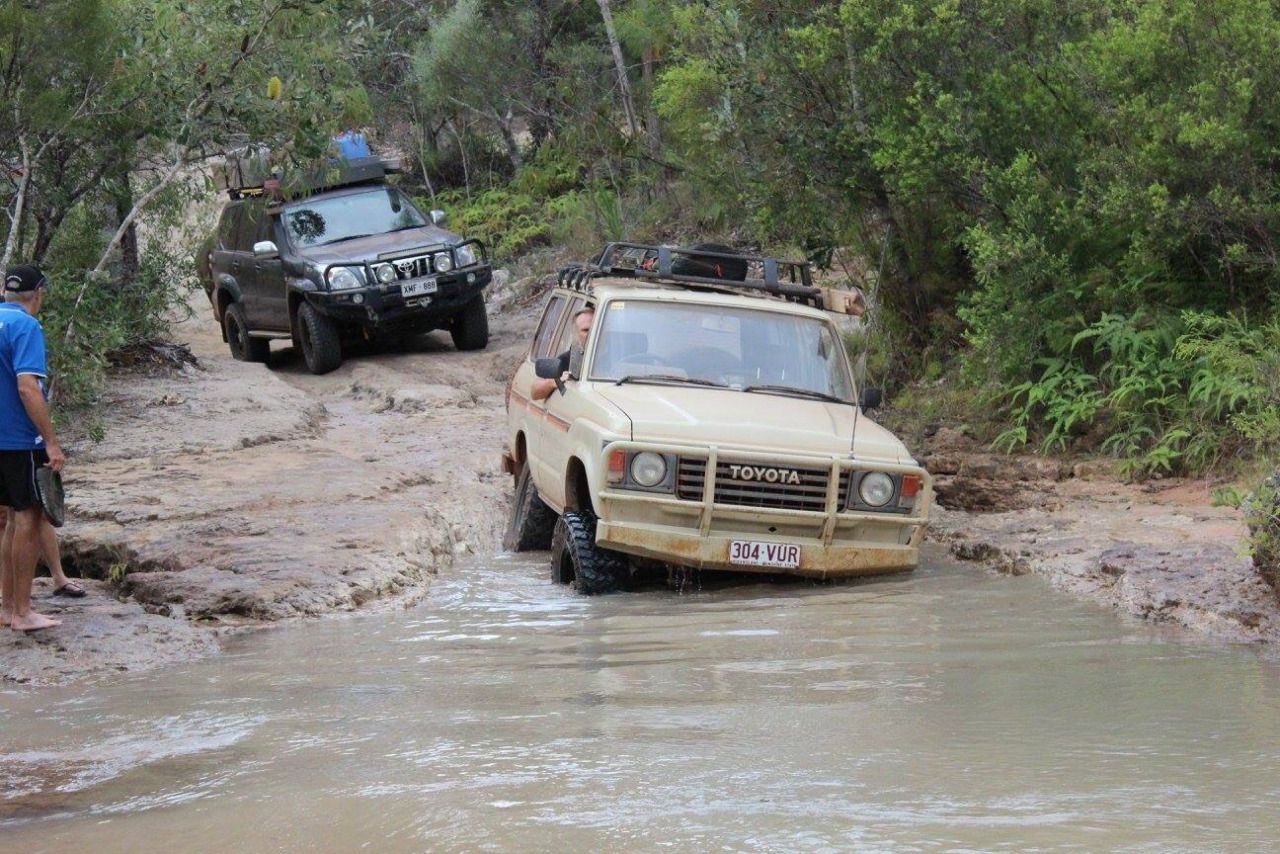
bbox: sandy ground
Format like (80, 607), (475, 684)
(1, 281), (542, 685)
(3, 290), (1276, 685)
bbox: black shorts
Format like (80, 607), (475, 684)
(0, 449), (48, 512)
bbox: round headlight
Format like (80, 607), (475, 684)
(327, 266), (362, 291)
(454, 244), (477, 268)
(630, 452), (667, 488)
(375, 263), (397, 284)
(858, 472), (895, 507)
(434, 253), (454, 274)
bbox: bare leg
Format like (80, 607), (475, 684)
(8, 506), (60, 632)
(0, 507), (12, 627)
(38, 516), (71, 589)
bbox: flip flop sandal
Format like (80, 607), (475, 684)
(53, 581), (86, 598)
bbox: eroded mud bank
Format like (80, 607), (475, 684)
(920, 428), (1279, 646)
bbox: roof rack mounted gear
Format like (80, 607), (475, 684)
(589, 242), (825, 308)
(557, 264), (598, 292)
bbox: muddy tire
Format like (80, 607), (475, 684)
(550, 510), (628, 594)
(224, 302), (269, 363)
(450, 295), (489, 351)
(504, 461), (556, 552)
(297, 302), (342, 374)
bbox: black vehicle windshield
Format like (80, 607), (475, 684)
(282, 188), (428, 247)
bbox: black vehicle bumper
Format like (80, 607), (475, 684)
(306, 266), (492, 333)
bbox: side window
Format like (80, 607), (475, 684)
(531, 294), (568, 359)
(550, 297), (588, 360)
(257, 212), (276, 246)
(235, 202), (263, 251)
(216, 205), (243, 250)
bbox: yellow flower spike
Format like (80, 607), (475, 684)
(267, 76), (283, 100)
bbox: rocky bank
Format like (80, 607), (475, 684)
(921, 427), (1279, 647)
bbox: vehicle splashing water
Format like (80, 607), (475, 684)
(3, 546), (1279, 851)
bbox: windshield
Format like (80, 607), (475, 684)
(282, 188), (428, 247)
(589, 300), (856, 402)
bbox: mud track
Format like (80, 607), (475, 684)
(2, 289), (539, 685)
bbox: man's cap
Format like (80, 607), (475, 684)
(3, 264), (47, 293)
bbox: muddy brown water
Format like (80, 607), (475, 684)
(3, 545), (1279, 852)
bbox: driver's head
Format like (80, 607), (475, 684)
(573, 307), (594, 348)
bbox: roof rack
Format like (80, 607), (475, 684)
(218, 153), (403, 201)
(555, 243), (866, 315)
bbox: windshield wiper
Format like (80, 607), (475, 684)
(325, 233), (376, 244)
(743, 384), (849, 404)
(615, 374), (728, 388)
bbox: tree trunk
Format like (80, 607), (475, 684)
(528, 0), (553, 150)
(32, 207), (54, 264)
(447, 119), (470, 199)
(595, 0), (640, 139)
(641, 44), (661, 155)
(115, 179), (139, 286)
(495, 107), (524, 171)
(91, 156), (184, 275)
(1, 136), (32, 270)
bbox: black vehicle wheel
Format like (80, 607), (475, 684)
(224, 302), (269, 363)
(450, 295), (489, 351)
(297, 302), (343, 375)
(504, 460), (556, 552)
(550, 510), (629, 594)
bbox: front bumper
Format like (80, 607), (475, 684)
(595, 442), (931, 579)
(308, 265), (492, 331)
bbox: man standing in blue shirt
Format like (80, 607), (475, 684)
(0, 265), (65, 632)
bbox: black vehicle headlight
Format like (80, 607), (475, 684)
(326, 266), (364, 291)
(454, 244), (477, 268)
(858, 472), (895, 508)
(434, 252), (454, 274)
(374, 263), (397, 284)
(630, 452), (668, 488)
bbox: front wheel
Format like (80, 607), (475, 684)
(450, 295), (489, 351)
(550, 510), (629, 594)
(296, 302), (343, 374)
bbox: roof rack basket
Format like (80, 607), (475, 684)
(556, 243), (866, 316)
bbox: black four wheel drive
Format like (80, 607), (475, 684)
(200, 157), (492, 374)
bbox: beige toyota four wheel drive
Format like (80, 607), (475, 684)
(502, 243), (932, 594)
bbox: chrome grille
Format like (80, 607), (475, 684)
(677, 458), (849, 512)
(373, 252), (442, 281)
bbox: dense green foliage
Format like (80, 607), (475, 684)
(2, 0), (361, 408)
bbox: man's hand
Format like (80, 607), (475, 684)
(44, 442), (65, 473)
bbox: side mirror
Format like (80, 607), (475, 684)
(430, 209), (447, 226)
(534, 356), (565, 395)
(253, 240), (279, 259)
(859, 387), (883, 412)
(534, 357), (561, 379)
